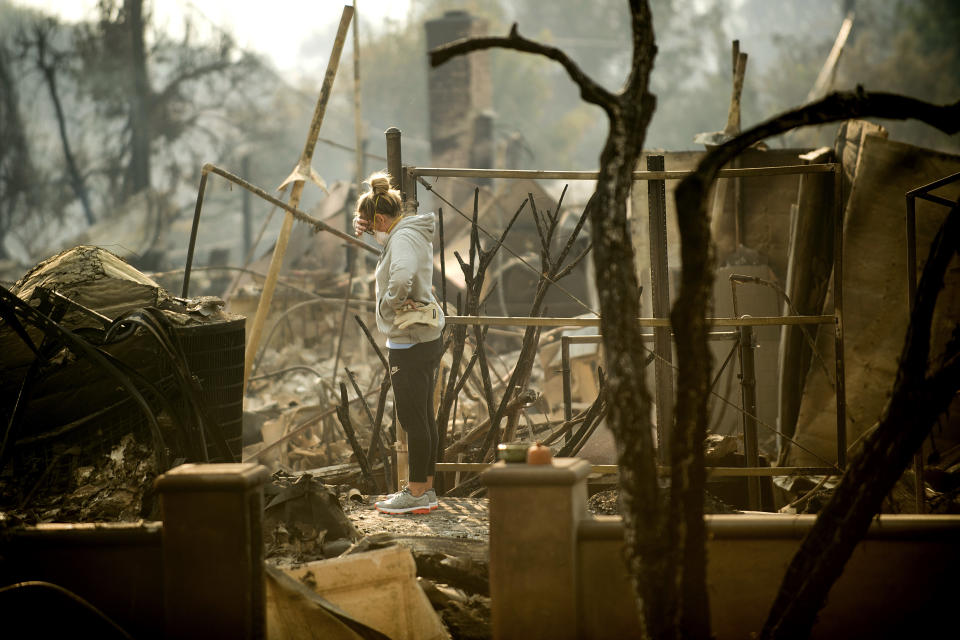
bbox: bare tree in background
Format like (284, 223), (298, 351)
(15, 17), (96, 225)
(75, 0), (267, 203)
(0, 44), (37, 261)
(0, 0), (278, 262)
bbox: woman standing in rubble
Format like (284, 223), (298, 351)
(353, 171), (445, 515)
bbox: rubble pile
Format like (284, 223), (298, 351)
(261, 469), (491, 639)
(0, 246), (244, 522)
(243, 340), (384, 475)
(1, 432), (158, 524)
(263, 470), (361, 562)
(420, 579), (491, 640)
(775, 467), (960, 516)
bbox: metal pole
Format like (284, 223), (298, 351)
(242, 155), (252, 260)
(561, 336), (573, 427)
(739, 323), (760, 510)
(564, 331), (739, 345)
(441, 314), (834, 328)
(439, 208), (447, 314)
(833, 165), (847, 469)
(199, 164), (376, 255)
(905, 193), (925, 513)
(404, 165), (418, 210)
(407, 164), (836, 181)
(647, 154), (674, 462)
(181, 170), (209, 297)
(385, 127), (402, 191)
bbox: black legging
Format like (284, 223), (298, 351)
(388, 338), (443, 483)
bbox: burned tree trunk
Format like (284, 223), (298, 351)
(125, 0), (151, 197)
(28, 21), (96, 226)
(435, 2), (960, 636)
(432, 4), (709, 637)
(0, 45), (34, 260)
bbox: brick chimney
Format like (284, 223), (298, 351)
(425, 11), (494, 208)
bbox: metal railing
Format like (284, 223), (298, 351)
(904, 170), (960, 512)
(387, 130), (848, 505)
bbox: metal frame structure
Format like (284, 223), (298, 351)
(380, 127), (848, 496)
(904, 170), (960, 512)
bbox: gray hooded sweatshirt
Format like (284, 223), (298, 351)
(375, 212), (445, 345)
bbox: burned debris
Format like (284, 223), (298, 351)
(0, 245), (244, 523)
(1, 2), (959, 639)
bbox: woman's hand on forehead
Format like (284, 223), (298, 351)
(353, 216), (370, 237)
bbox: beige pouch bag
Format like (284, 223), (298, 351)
(394, 301), (441, 329)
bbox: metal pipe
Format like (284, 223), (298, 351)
(182, 163), (378, 298)
(738, 323), (760, 510)
(242, 155), (252, 259)
(647, 154), (673, 461)
(443, 315), (834, 328)
(408, 164), (836, 181)
(561, 336), (573, 425)
(180, 163), (380, 298)
(915, 193), (956, 208)
(404, 165), (418, 208)
(833, 165), (847, 469)
(181, 171), (209, 297)
(564, 331), (739, 344)
(439, 207), (447, 314)
(433, 462), (840, 477)
(904, 169), (960, 196)
(906, 193), (924, 513)
(203, 164), (378, 252)
(385, 127), (402, 191)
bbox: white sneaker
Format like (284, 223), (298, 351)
(375, 487), (432, 515)
(426, 488), (439, 511)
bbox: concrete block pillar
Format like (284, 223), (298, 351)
(156, 462), (270, 639)
(482, 458), (591, 640)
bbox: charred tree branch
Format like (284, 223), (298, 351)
(429, 23), (618, 115)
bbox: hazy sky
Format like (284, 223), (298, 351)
(12, 0), (410, 73)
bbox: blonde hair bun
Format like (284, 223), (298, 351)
(368, 172), (391, 195)
(356, 171), (401, 222)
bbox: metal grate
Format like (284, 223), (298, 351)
(170, 317), (246, 462)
